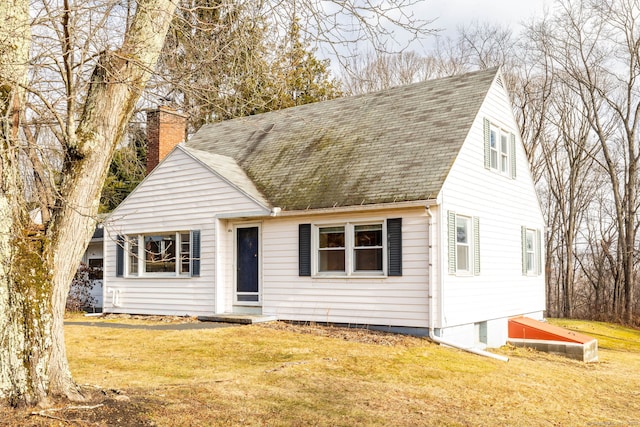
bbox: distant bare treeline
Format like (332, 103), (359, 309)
(343, 0), (640, 324)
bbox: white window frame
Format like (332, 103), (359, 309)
(126, 232), (193, 278)
(448, 211), (480, 276)
(490, 124), (511, 177)
(525, 228), (537, 275)
(313, 221), (387, 277)
(455, 215), (473, 275)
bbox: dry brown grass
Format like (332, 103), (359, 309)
(4, 317), (640, 426)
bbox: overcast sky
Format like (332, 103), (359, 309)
(410, 0), (551, 48)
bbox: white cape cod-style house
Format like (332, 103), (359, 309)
(103, 67), (545, 348)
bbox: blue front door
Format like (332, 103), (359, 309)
(236, 226), (259, 303)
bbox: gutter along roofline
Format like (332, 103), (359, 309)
(269, 199), (438, 217)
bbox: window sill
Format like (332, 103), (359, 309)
(124, 274), (193, 279)
(312, 273), (387, 279)
(234, 301), (261, 306)
(454, 272), (474, 277)
(488, 167), (513, 179)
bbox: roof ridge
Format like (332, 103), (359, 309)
(186, 67), (500, 210)
(193, 67), (499, 131)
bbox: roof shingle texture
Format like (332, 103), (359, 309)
(186, 67), (498, 210)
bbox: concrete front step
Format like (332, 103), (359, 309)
(198, 314), (277, 325)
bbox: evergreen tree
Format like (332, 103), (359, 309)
(156, 1), (342, 128)
(99, 125), (147, 213)
(270, 19), (342, 110)
(100, 4), (343, 213)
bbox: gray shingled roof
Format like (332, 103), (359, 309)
(186, 67), (498, 211)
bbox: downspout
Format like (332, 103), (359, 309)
(425, 206), (508, 362)
(426, 206), (436, 339)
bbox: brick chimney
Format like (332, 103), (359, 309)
(146, 106), (188, 174)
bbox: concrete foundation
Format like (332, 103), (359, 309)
(508, 338), (598, 362)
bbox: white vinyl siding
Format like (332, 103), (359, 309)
(260, 208), (430, 328)
(104, 147), (266, 316)
(440, 76), (545, 332)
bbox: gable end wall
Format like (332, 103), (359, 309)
(103, 148), (265, 316)
(439, 79), (545, 337)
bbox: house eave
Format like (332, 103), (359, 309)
(214, 200), (437, 221)
(272, 199), (438, 218)
(215, 209), (272, 219)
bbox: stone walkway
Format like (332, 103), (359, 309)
(64, 321), (238, 331)
(65, 313), (277, 330)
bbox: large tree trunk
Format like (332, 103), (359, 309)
(0, 0), (46, 406)
(0, 0), (177, 407)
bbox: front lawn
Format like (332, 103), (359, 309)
(6, 317), (640, 426)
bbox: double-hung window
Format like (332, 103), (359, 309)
(318, 226), (346, 272)
(484, 118), (516, 179)
(525, 229), (535, 273)
(117, 231), (200, 278)
(455, 216), (471, 273)
(298, 219), (402, 278)
(448, 211), (480, 276)
(316, 223), (384, 275)
(353, 224), (384, 272)
(128, 236), (139, 276)
(522, 227), (542, 276)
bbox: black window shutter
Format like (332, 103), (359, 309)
(191, 230), (201, 277)
(299, 224), (311, 276)
(387, 218), (403, 276)
(116, 235), (124, 277)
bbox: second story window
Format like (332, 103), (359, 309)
(484, 118), (516, 179)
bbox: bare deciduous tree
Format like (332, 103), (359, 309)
(341, 50), (436, 94)
(534, 0), (640, 322)
(0, 0), (177, 406)
(342, 12), (640, 323)
(1, 0), (434, 408)
(342, 21), (516, 95)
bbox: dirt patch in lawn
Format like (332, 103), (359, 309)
(260, 321), (427, 346)
(2, 321), (424, 426)
(99, 313), (200, 324)
(0, 386), (159, 426)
